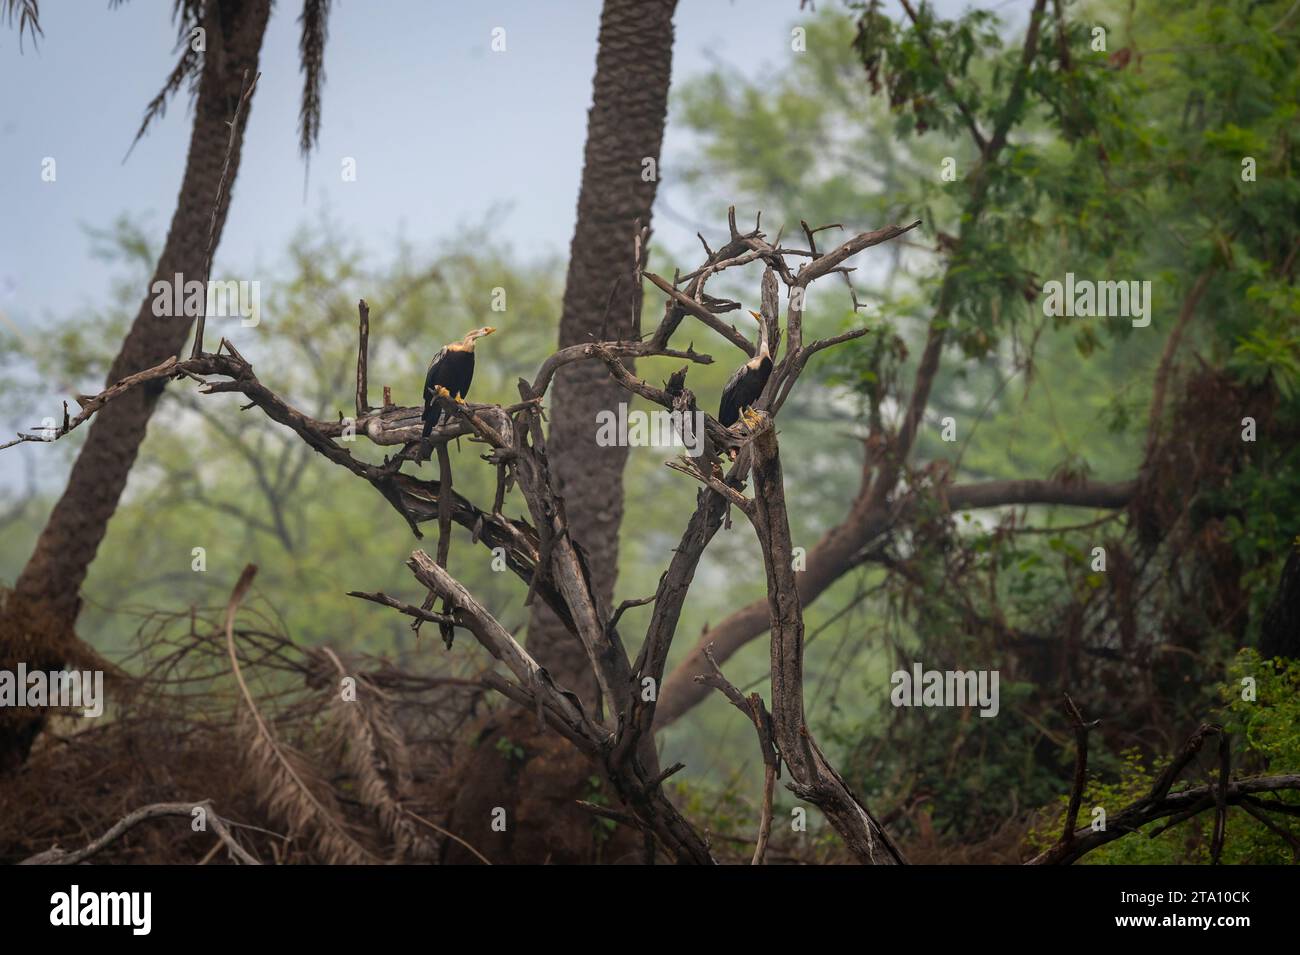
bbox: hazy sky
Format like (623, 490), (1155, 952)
(0, 0), (986, 493)
(0, 0), (830, 330)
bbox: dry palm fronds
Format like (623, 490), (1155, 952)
(1, 571), (488, 865)
(226, 566), (378, 865)
(316, 646), (433, 861)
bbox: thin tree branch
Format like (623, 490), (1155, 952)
(20, 800), (260, 865)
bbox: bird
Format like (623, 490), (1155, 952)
(718, 310), (773, 431)
(422, 326), (496, 439)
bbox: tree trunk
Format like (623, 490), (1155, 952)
(748, 426), (905, 864)
(0, 0), (271, 774)
(440, 0), (680, 861)
(526, 0), (679, 705)
(1260, 548), (1300, 660)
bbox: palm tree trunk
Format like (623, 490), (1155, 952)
(527, 0), (679, 705)
(433, 0), (681, 860)
(0, 0), (272, 774)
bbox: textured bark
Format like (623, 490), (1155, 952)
(408, 551), (713, 863)
(747, 426), (904, 864)
(527, 0), (679, 705)
(0, 0), (271, 774)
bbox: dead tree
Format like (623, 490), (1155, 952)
(12, 208), (919, 863)
(16, 204), (1300, 865)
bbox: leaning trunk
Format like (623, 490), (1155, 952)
(0, 0), (271, 774)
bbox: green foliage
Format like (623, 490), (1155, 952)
(673, 0), (1299, 857)
(584, 775), (617, 842)
(1027, 651), (1300, 864)
(1230, 325), (1300, 399)
(494, 736), (526, 763)
(1221, 650), (1300, 776)
(5, 0), (1297, 864)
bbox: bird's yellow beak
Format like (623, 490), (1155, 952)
(483, 326), (497, 336)
(748, 310), (763, 321)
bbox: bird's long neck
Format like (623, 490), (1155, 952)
(450, 334), (478, 352)
(751, 320), (770, 365)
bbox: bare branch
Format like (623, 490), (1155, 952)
(694, 644), (779, 865)
(1028, 722), (1300, 865)
(355, 298), (370, 417)
(1060, 695), (1100, 846)
(743, 424), (905, 864)
(20, 800), (260, 866)
(643, 270), (755, 355)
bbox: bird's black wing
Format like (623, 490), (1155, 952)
(718, 363), (750, 426)
(423, 347), (449, 404)
(719, 356), (773, 427)
(422, 346), (450, 436)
